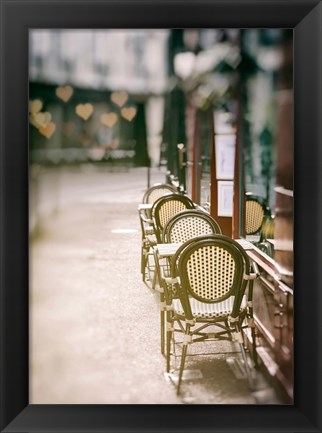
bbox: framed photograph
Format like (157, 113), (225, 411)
(215, 134), (236, 179)
(217, 181), (234, 216)
(1, 1), (321, 433)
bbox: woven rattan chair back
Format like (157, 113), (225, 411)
(162, 210), (222, 243)
(245, 193), (271, 235)
(143, 183), (178, 205)
(152, 194), (195, 242)
(172, 235), (250, 321)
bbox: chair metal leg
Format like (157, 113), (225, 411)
(239, 340), (254, 389)
(247, 281), (258, 366)
(152, 263), (158, 290)
(166, 332), (172, 372)
(141, 244), (148, 281)
(143, 248), (155, 284)
(177, 325), (190, 395)
(224, 319), (232, 338)
(251, 325), (258, 367)
(145, 247), (156, 288)
(160, 293), (165, 355)
(166, 311), (174, 372)
(235, 325), (254, 390)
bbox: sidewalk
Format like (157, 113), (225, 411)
(29, 165), (286, 404)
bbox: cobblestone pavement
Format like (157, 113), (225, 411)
(29, 165), (287, 404)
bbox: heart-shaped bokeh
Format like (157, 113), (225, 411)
(121, 106), (137, 122)
(56, 85), (74, 102)
(111, 91), (128, 107)
(29, 112), (52, 129)
(100, 112), (118, 128)
(39, 122), (56, 139)
(29, 99), (43, 114)
(75, 103), (94, 120)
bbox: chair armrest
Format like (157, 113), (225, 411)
(139, 213), (153, 225)
(142, 216), (153, 225)
(158, 266), (180, 307)
(244, 261), (260, 280)
(252, 261), (260, 276)
(159, 263), (169, 281)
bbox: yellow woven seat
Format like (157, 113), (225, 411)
(172, 295), (247, 320)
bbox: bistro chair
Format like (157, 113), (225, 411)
(161, 234), (258, 395)
(145, 193), (195, 291)
(245, 193), (271, 241)
(156, 210), (222, 353)
(152, 193), (195, 243)
(143, 183), (178, 207)
(256, 215), (275, 258)
(139, 183), (178, 283)
(162, 209), (222, 243)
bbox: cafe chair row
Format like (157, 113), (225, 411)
(138, 183), (259, 396)
(139, 186), (195, 286)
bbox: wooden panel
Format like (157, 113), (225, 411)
(274, 282), (294, 390)
(245, 247), (293, 401)
(274, 189), (293, 287)
(253, 273), (276, 349)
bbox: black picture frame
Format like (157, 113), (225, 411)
(0, 1), (321, 432)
